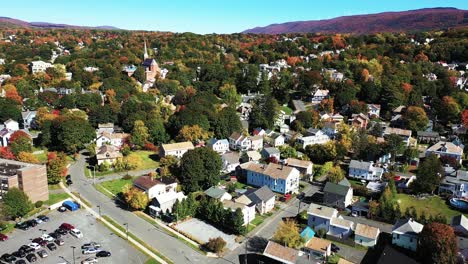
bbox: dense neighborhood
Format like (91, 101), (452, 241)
(0, 13), (467, 264)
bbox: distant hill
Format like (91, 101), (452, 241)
(243, 8), (468, 34)
(0, 17), (120, 30)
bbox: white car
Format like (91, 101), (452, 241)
(41, 233), (54, 242)
(70, 228), (83, 238)
(28, 242), (41, 250)
(81, 257), (98, 264)
(34, 218), (43, 224)
(82, 247), (101, 254)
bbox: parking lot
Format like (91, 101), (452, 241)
(174, 218), (237, 250)
(1, 209), (147, 264)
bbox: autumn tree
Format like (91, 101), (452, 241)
(462, 109), (468, 127)
(205, 237), (226, 254)
(16, 152), (39, 164)
(47, 152), (68, 184)
(403, 106), (429, 131)
(418, 222), (458, 264)
(272, 219), (304, 249)
(9, 130), (32, 156)
(328, 165), (344, 183)
(438, 96), (461, 123)
(3, 84), (22, 105)
(122, 185), (149, 210)
(130, 120), (150, 148)
(177, 125), (211, 143)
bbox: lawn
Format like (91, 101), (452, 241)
(33, 151), (48, 163)
(396, 193), (468, 221)
(99, 177), (135, 196)
(281, 105), (293, 115)
(47, 192), (71, 205)
(133, 150), (160, 169)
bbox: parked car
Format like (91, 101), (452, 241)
(81, 257), (98, 264)
(25, 220), (37, 228)
(27, 242), (41, 250)
(55, 238), (65, 246)
(47, 243), (57, 251)
(31, 238), (47, 246)
(41, 234), (54, 242)
(0, 233), (8, 241)
(82, 248), (101, 254)
(70, 228), (83, 238)
(26, 253), (37, 263)
(1, 254), (16, 263)
(81, 242), (101, 249)
(33, 218), (43, 225)
(66, 179), (73, 185)
(19, 245), (34, 254)
(12, 251), (26, 258)
(58, 206), (67, 212)
(37, 215), (49, 222)
(60, 223), (74, 231)
(96, 251), (111, 258)
(15, 222), (30, 230)
(14, 259), (26, 264)
(55, 228), (67, 235)
(66, 175), (71, 180)
(351, 211), (358, 217)
(331, 243), (340, 252)
(49, 232), (61, 239)
(37, 250), (48, 258)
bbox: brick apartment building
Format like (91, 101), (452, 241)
(0, 158), (49, 202)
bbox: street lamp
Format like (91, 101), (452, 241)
(97, 205), (101, 218)
(71, 246), (76, 264)
(123, 223), (129, 241)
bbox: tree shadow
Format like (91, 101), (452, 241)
(149, 154), (160, 162)
(237, 253), (281, 264)
(246, 236), (268, 253)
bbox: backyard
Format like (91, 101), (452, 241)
(98, 177), (136, 196)
(396, 193), (468, 221)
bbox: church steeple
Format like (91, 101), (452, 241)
(143, 40), (148, 60)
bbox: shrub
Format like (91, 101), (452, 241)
(35, 201), (44, 208)
(122, 174), (132, 180)
(144, 142), (158, 152)
(205, 237), (226, 253)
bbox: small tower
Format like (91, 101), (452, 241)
(143, 40), (148, 60)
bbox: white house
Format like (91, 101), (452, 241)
(355, 223), (380, 247)
(392, 218), (424, 252)
(31, 61), (53, 74)
(204, 186), (232, 201)
(384, 127), (413, 147)
(439, 170), (468, 199)
(286, 158), (313, 180)
(348, 160), (384, 181)
(159, 142), (194, 158)
(95, 145), (122, 165)
(328, 216), (354, 239)
(229, 132), (251, 151)
(223, 198), (256, 225)
(426, 141), (464, 165)
(133, 175), (178, 199)
(96, 132), (130, 149)
(245, 163), (300, 194)
(206, 138), (229, 154)
(311, 89), (329, 104)
(245, 186), (276, 214)
(304, 237), (332, 259)
(0, 119), (20, 147)
(221, 152), (240, 173)
(21, 110), (37, 129)
(261, 147), (281, 161)
(249, 135), (264, 151)
(265, 132), (285, 147)
(296, 130), (330, 149)
(367, 104), (381, 118)
(307, 203), (338, 232)
(97, 123), (115, 134)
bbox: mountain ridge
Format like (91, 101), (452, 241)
(243, 7), (468, 34)
(0, 16), (120, 30)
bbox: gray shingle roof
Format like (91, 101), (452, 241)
(349, 160), (372, 170)
(392, 219), (423, 235)
(204, 186), (227, 199)
(246, 186), (275, 204)
(324, 182), (350, 196)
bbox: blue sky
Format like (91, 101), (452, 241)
(2, 0), (468, 34)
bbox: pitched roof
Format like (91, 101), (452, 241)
(263, 147), (280, 155)
(234, 194), (253, 206)
(263, 241), (298, 264)
(330, 217), (354, 229)
(355, 223), (380, 239)
(133, 175), (175, 191)
(286, 158), (312, 169)
(417, 131), (439, 137)
(304, 237), (331, 254)
(384, 127), (412, 137)
(246, 151), (262, 161)
(229, 132), (243, 141)
(349, 160), (372, 170)
(307, 203), (337, 219)
(96, 145), (122, 160)
(300, 226), (315, 242)
(161, 141), (194, 152)
(222, 152), (240, 164)
(338, 178), (351, 187)
(245, 186), (275, 204)
(204, 186), (228, 199)
(246, 163), (297, 180)
(392, 219), (423, 235)
(427, 141), (463, 155)
(324, 182), (351, 196)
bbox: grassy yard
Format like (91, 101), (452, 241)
(47, 192), (71, 205)
(396, 193), (468, 221)
(33, 151), (48, 163)
(0, 222), (15, 234)
(99, 177), (135, 196)
(133, 150), (160, 169)
(281, 105), (293, 115)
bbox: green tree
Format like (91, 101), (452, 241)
(130, 120), (149, 148)
(47, 116), (95, 153)
(179, 148), (222, 192)
(384, 134), (404, 161)
(9, 131), (33, 156)
(47, 152), (67, 184)
(2, 188), (33, 219)
(231, 208), (246, 235)
(279, 145), (297, 159)
(418, 222), (458, 264)
(272, 219), (304, 249)
(403, 106), (429, 131)
(412, 154), (444, 194)
(328, 165), (344, 183)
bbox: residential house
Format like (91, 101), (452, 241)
(292, 100), (306, 114)
(286, 158), (313, 180)
(328, 217), (354, 239)
(204, 186), (232, 201)
(384, 127), (412, 147)
(392, 218), (424, 252)
(31, 60), (53, 74)
(296, 130), (330, 149)
(96, 145), (122, 165)
(311, 89), (329, 104)
(303, 237), (332, 259)
(249, 135), (264, 151)
(417, 131), (440, 144)
(261, 147), (281, 161)
(322, 121), (340, 138)
(451, 215), (468, 237)
(245, 186), (276, 214)
(263, 241), (298, 264)
(284, 131), (303, 142)
(354, 223), (380, 247)
(279, 124), (290, 133)
(0, 119), (20, 147)
(97, 123), (115, 134)
(229, 132), (251, 151)
(307, 203), (338, 232)
(350, 113), (369, 129)
(133, 175), (178, 199)
(426, 141), (464, 164)
(368, 104), (381, 118)
(206, 138), (229, 154)
(21, 110), (37, 129)
(323, 181), (353, 209)
(366, 181), (388, 193)
(252, 128), (266, 136)
(265, 132), (285, 147)
(439, 170), (468, 198)
(246, 151), (261, 162)
(83, 66), (99, 72)
(245, 163), (300, 194)
(223, 198), (255, 225)
(159, 141), (195, 158)
(96, 132), (130, 149)
(222, 152), (240, 173)
(348, 160), (384, 181)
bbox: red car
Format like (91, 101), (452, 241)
(0, 233), (8, 241)
(32, 237), (48, 246)
(59, 223), (74, 231)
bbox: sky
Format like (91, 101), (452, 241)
(2, 0), (468, 34)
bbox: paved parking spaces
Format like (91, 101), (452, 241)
(174, 218), (237, 250)
(1, 209), (146, 264)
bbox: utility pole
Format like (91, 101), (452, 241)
(93, 165), (96, 185)
(97, 205), (101, 218)
(124, 223), (129, 241)
(71, 246), (76, 264)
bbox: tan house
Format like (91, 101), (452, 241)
(286, 158), (313, 179)
(304, 237), (332, 259)
(263, 241), (298, 264)
(354, 223), (380, 247)
(159, 141), (194, 158)
(96, 145), (122, 165)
